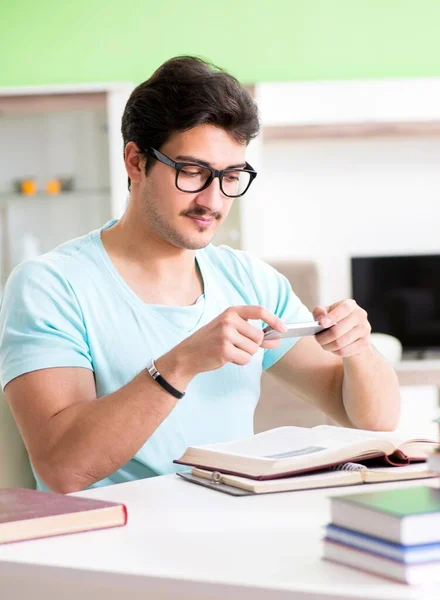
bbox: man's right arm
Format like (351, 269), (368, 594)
(6, 306), (285, 493)
(5, 352), (190, 494)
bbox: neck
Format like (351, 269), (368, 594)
(101, 205), (204, 306)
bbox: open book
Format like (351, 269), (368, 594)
(179, 463), (437, 495)
(174, 425), (437, 480)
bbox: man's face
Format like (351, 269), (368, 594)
(139, 124), (247, 250)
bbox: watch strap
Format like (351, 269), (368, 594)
(146, 359), (185, 400)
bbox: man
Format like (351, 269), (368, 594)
(0, 57), (400, 493)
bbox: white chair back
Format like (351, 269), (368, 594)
(371, 333), (403, 364)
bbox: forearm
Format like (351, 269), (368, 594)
(41, 353), (193, 493)
(342, 346), (401, 431)
(27, 305), (283, 494)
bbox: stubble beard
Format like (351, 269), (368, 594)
(142, 191), (221, 250)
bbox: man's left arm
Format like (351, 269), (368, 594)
(268, 299), (401, 431)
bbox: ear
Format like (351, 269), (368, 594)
(124, 142), (145, 186)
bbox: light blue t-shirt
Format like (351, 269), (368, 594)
(0, 220), (312, 490)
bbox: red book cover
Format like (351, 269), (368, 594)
(0, 488), (127, 544)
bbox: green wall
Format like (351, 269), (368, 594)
(1, 0), (440, 86)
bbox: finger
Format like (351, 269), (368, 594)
(235, 321), (282, 350)
(316, 313), (359, 345)
(232, 306), (287, 332)
(222, 309), (282, 348)
(319, 326), (362, 353)
(235, 319), (266, 345)
(230, 330), (261, 357)
(260, 338), (281, 350)
(312, 305), (328, 320)
(313, 305), (334, 329)
(330, 338), (370, 358)
(229, 329), (280, 357)
(229, 346), (256, 366)
(325, 299), (358, 325)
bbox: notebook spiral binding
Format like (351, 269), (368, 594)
(330, 462), (368, 472)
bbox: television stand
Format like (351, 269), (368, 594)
(402, 349), (425, 361)
(402, 348), (440, 361)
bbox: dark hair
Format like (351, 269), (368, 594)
(121, 56), (260, 189)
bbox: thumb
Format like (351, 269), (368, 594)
(313, 305), (333, 328)
(313, 305), (328, 320)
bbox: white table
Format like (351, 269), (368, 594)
(0, 475), (439, 600)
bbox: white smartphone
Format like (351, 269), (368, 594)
(263, 321), (325, 340)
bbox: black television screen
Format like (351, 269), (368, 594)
(351, 254), (440, 352)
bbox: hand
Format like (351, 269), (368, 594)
(312, 299), (372, 358)
(161, 306), (287, 381)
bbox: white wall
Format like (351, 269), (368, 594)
(259, 136), (440, 306)
(259, 134), (440, 437)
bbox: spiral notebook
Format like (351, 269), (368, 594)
(177, 462), (437, 496)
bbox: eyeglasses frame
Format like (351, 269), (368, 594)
(144, 147), (257, 198)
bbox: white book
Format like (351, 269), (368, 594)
(323, 539), (440, 584)
(428, 452), (440, 474)
(174, 425), (436, 480)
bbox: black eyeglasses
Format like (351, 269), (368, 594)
(145, 147), (257, 198)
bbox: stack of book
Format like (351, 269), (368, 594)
(427, 417), (440, 474)
(175, 425), (437, 496)
(323, 485), (440, 584)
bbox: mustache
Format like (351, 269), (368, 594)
(181, 208), (222, 220)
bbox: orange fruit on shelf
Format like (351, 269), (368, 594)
(21, 179), (37, 195)
(46, 179), (61, 195)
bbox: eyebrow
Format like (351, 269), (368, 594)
(175, 154), (247, 170)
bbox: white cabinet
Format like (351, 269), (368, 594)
(0, 83), (133, 288)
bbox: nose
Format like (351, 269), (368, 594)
(194, 177), (225, 214)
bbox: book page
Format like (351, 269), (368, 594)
(314, 425), (437, 458)
(194, 425), (400, 459)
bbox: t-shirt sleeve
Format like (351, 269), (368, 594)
(234, 252), (314, 370)
(0, 259), (93, 390)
